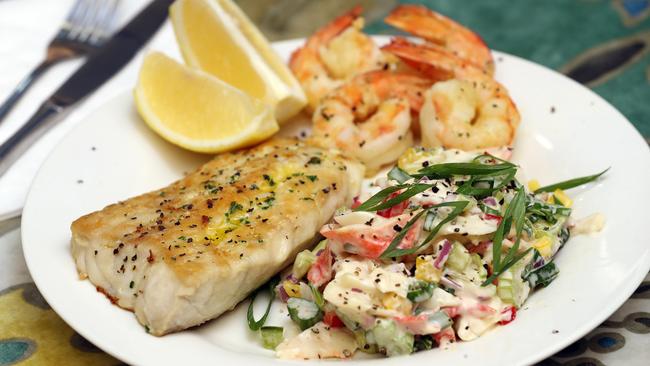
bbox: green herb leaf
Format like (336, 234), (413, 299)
(354, 184), (431, 212)
(526, 200), (572, 224)
(455, 167), (517, 197)
(227, 201), (243, 215)
(472, 154), (516, 166)
(381, 201), (469, 258)
(379, 209), (428, 259)
(307, 156), (321, 165)
(482, 248), (532, 286)
(478, 201), (501, 216)
(534, 168), (609, 193)
(483, 187), (530, 286)
(414, 161), (515, 179)
(247, 277), (279, 331)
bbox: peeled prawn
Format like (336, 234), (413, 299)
(311, 70), (433, 170)
(419, 78), (520, 150)
(383, 37), (490, 86)
(289, 6), (390, 110)
(385, 4), (494, 74)
(382, 38), (520, 150)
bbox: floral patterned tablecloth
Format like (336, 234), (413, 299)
(1, 0), (649, 365)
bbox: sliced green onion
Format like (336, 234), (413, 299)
(525, 261), (559, 288)
(558, 226), (571, 248)
(309, 284), (325, 309)
(527, 201), (572, 220)
(534, 168), (609, 193)
(287, 298), (323, 330)
(523, 250), (560, 288)
(414, 335), (434, 352)
(260, 326), (284, 350)
(354, 184), (432, 212)
(427, 310), (452, 329)
(407, 280), (435, 302)
(388, 166), (412, 183)
(247, 277), (279, 331)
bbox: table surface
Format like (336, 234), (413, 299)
(1, 0), (648, 365)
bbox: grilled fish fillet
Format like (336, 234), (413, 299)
(71, 139), (363, 335)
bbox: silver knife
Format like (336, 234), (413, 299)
(0, 0), (174, 179)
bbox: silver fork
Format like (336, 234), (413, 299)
(0, 0), (120, 123)
(0, 0), (120, 235)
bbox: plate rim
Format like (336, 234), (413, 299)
(21, 37), (650, 366)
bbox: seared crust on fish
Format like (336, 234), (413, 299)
(71, 139), (363, 335)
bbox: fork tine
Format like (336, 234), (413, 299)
(76, 0), (104, 44)
(57, 0), (89, 41)
(67, 0), (95, 41)
(88, 0), (120, 46)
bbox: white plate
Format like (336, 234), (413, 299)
(22, 38), (650, 366)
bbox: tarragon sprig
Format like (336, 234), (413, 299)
(534, 168), (609, 193)
(482, 187), (531, 286)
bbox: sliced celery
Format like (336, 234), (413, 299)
(446, 242), (471, 272)
(292, 250), (316, 279)
(372, 319), (414, 356)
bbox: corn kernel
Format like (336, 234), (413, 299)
(381, 292), (412, 313)
(553, 189), (573, 207)
(415, 256), (442, 283)
(282, 281), (301, 298)
(528, 179), (541, 192)
(532, 236), (553, 258)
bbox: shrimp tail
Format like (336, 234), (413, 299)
(289, 5), (363, 68)
(385, 4), (494, 74)
(382, 37), (459, 81)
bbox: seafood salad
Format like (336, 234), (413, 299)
(243, 3), (607, 360)
(253, 147), (605, 359)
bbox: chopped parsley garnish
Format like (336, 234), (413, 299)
(307, 157), (321, 165)
(262, 174), (275, 186)
(227, 201), (243, 216)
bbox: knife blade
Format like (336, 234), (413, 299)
(0, 0), (174, 179)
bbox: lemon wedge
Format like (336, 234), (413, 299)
(134, 52), (278, 153)
(170, 0), (306, 122)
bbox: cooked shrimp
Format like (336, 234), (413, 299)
(382, 37), (520, 150)
(289, 6), (390, 110)
(311, 70), (433, 170)
(382, 37), (490, 86)
(419, 78), (520, 150)
(384, 4), (494, 74)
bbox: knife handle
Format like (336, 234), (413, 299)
(0, 100), (63, 179)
